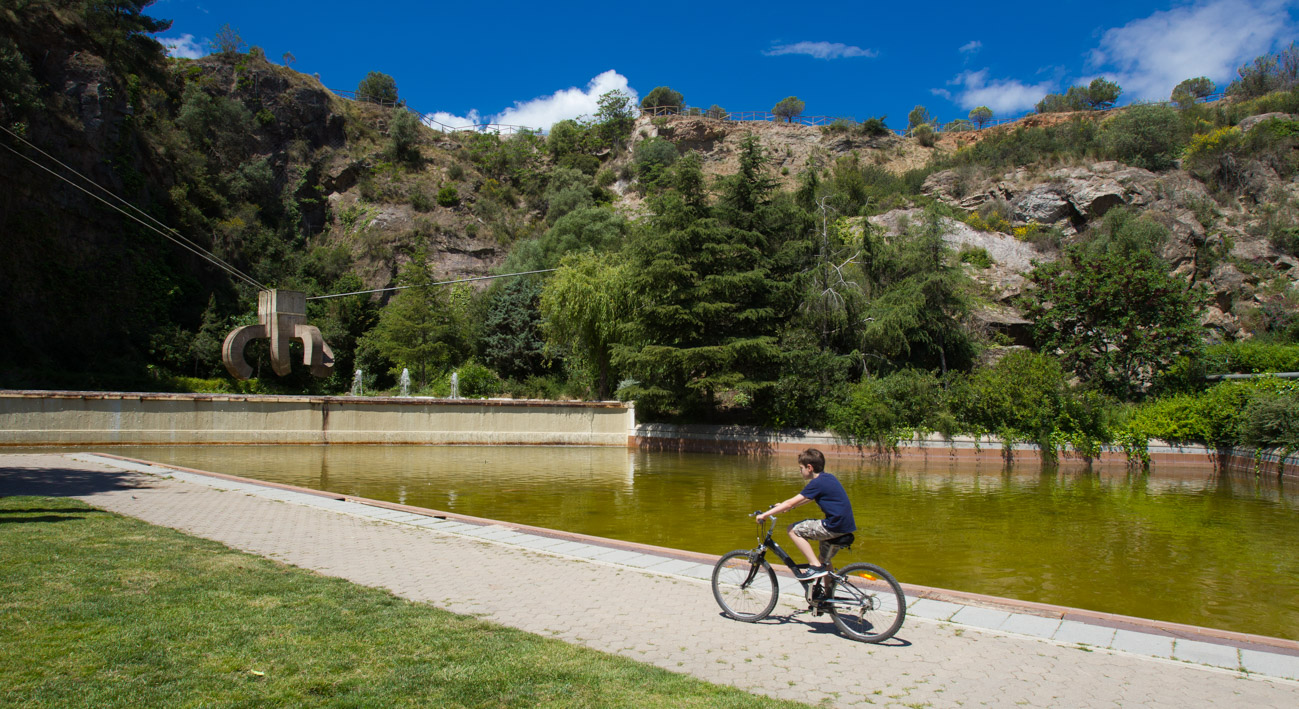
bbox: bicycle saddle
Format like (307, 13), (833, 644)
(825, 533), (855, 547)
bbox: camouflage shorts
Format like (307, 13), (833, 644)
(789, 519), (848, 564)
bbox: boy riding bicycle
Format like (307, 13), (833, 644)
(755, 448), (855, 580)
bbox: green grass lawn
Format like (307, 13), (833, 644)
(0, 496), (806, 708)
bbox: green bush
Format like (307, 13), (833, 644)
(1239, 386), (1299, 449)
(1171, 76), (1215, 107)
(913, 123), (936, 147)
(1121, 378), (1294, 447)
(410, 190), (434, 212)
(436, 185), (459, 207)
(1100, 103), (1184, 171)
(456, 361), (502, 398)
(961, 350), (1067, 444)
(828, 369), (950, 447)
(958, 245), (992, 268)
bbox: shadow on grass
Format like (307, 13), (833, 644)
(0, 464), (150, 498)
(0, 514), (91, 524)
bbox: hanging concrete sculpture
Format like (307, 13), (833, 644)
(222, 290), (335, 379)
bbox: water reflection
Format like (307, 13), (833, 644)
(46, 445), (1299, 640)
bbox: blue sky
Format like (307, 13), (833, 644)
(153, 0), (1299, 131)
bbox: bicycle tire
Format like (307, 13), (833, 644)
(711, 549), (779, 622)
(827, 562), (906, 643)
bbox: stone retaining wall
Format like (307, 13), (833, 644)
(0, 391), (634, 446)
(632, 423), (1298, 479)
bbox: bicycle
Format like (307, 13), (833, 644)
(710, 511), (906, 643)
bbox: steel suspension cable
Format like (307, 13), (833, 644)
(0, 127), (267, 290)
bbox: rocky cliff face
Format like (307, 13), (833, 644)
(918, 159), (1298, 340)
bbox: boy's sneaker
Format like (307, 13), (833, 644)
(795, 565), (828, 580)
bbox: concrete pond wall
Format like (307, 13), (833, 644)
(0, 391), (635, 446)
(3, 390), (1294, 479)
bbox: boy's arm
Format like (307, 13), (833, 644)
(755, 494), (809, 522)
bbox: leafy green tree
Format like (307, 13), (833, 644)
(386, 108), (420, 164)
(1023, 218), (1205, 399)
(969, 105), (993, 128)
(640, 86), (684, 112)
(907, 105), (934, 131)
(361, 250), (471, 389)
(1100, 103), (1183, 170)
(543, 167), (596, 224)
(210, 23), (245, 55)
(538, 251), (631, 400)
(1085, 78), (1122, 109)
(593, 89), (636, 149)
(0, 37), (41, 130)
(705, 104), (728, 119)
(633, 136), (678, 187)
(479, 277), (549, 381)
(81, 0), (171, 71)
(772, 96), (805, 123)
(1227, 42), (1299, 98)
(1171, 76), (1215, 107)
(356, 71), (398, 105)
(503, 206), (628, 272)
(961, 350), (1067, 443)
(546, 119), (586, 159)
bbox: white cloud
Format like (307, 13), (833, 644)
(158, 34), (204, 59)
(422, 110), (483, 131)
(1089, 0), (1297, 101)
(764, 41), (877, 60)
(959, 40), (982, 55)
(494, 70), (637, 129)
(420, 71), (637, 132)
(944, 69), (1056, 114)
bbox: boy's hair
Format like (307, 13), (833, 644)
(798, 448), (825, 473)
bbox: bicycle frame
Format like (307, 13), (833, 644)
(747, 515), (850, 608)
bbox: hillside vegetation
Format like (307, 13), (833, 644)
(1, 1), (1297, 461)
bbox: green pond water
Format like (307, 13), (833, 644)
(50, 445), (1299, 640)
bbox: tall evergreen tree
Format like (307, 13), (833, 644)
(360, 250), (469, 388)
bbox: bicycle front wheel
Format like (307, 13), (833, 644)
(828, 562), (906, 643)
(711, 550), (779, 622)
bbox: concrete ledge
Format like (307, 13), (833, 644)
(0, 390), (634, 447)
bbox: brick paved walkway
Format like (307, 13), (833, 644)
(3, 453), (1298, 708)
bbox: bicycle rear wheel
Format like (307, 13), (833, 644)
(711, 550), (779, 621)
(827, 562), (906, 642)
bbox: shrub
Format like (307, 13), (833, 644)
(632, 136), (678, 185)
(828, 369), (949, 447)
(958, 245), (992, 268)
(455, 361), (502, 398)
(410, 191), (434, 212)
(907, 105), (933, 130)
(1100, 103), (1184, 171)
(705, 104), (728, 120)
(860, 116), (890, 136)
(1239, 385), (1299, 450)
(913, 123), (936, 147)
(436, 185), (459, 207)
(960, 350), (1067, 444)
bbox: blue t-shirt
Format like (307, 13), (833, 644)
(799, 472), (855, 534)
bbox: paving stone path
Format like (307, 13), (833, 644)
(3, 453), (1298, 708)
